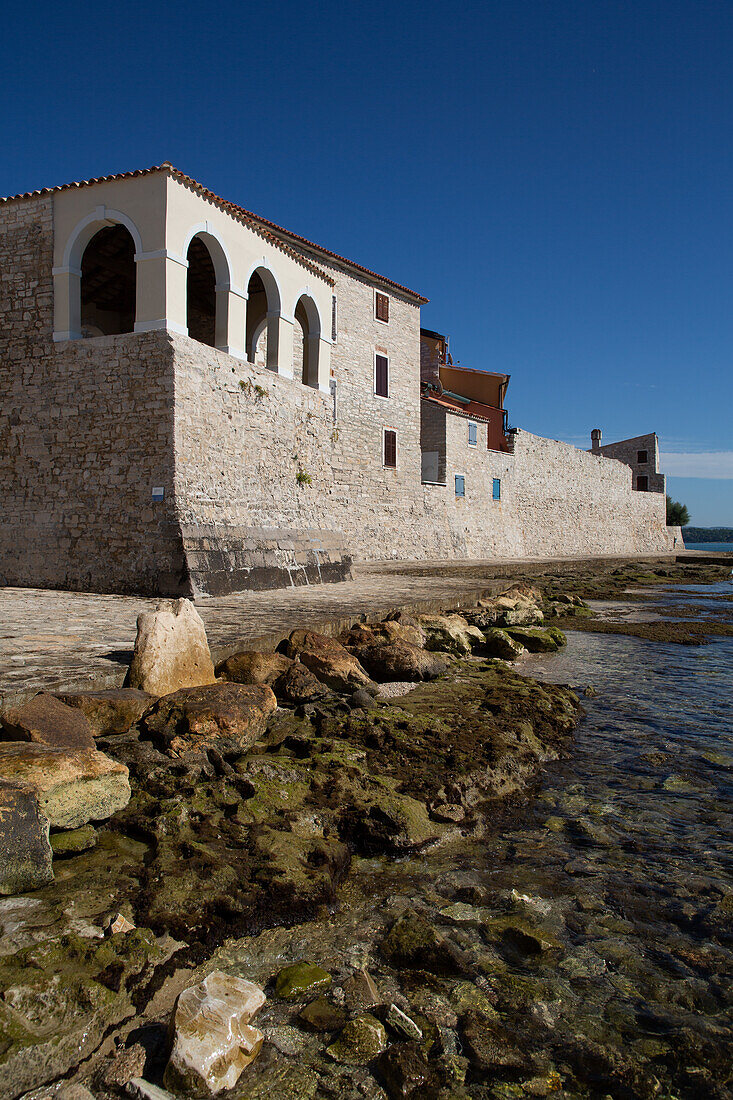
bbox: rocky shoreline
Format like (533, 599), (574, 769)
(0, 559), (730, 1100)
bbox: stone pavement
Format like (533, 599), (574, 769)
(0, 554), (681, 709)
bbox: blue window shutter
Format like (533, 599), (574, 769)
(455, 475), (465, 497)
(468, 422), (477, 446)
(492, 478), (501, 500)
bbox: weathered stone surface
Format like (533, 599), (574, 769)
(283, 631), (374, 694)
(461, 1011), (532, 1074)
(342, 969), (381, 1011)
(127, 1080), (176, 1100)
(0, 781), (53, 895)
(0, 694), (94, 750)
(380, 910), (469, 975)
(274, 961), (331, 1000)
(55, 689), (155, 737)
(164, 971), (266, 1096)
(506, 626), (564, 653)
(482, 628), (526, 660)
(346, 641), (450, 682)
(101, 1042), (147, 1088)
(386, 1003), (423, 1041)
(477, 586), (545, 627)
(419, 614), (483, 656)
(215, 650), (293, 686)
(376, 1041), (430, 1098)
(273, 661), (329, 705)
(141, 683), (277, 758)
(298, 995), (347, 1032)
(49, 823), (97, 857)
(326, 1013), (387, 1064)
(341, 617), (426, 651)
(128, 599), (216, 697)
(0, 744), (131, 829)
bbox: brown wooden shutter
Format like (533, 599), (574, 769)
(375, 354), (389, 397)
(384, 430), (397, 467)
(376, 292), (389, 322)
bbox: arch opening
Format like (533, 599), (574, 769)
(186, 236), (217, 347)
(294, 294), (321, 388)
(246, 267), (281, 370)
(80, 225), (136, 336)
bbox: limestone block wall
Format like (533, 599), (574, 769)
(0, 199), (183, 593)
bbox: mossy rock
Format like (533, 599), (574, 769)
(380, 909), (469, 975)
(326, 1013), (387, 1064)
(504, 627), (562, 653)
(50, 824), (97, 857)
(274, 961), (332, 999)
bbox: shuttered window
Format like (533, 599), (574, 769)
(468, 421), (477, 446)
(331, 296), (337, 342)
(637, 475), (649, 491)
(455, 475), (465, 497)
(492, 478), (501, 501)
(637, 449), (648, 464)
(384, 429), (397, 468)
(375, 354), (389, 397)
(375, 292), (389, 322)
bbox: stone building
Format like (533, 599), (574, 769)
(590, 430), (666, 494)
(0, 164), (677, 596)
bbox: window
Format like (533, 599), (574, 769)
(384, 429), (397, 468)
(375, 292), (390, 323)
(637, 449), (648, 464)
(375, 353), (389, 397)
(468, 421), (478, 447)
(331, 295), (337, 342)
(455, 474), (465, 497)
(492, 478), (501, 501)
(636, 475), (649, 491)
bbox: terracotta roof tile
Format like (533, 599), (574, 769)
(0, 163), (428, 302)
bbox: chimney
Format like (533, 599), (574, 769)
(591, 428), (602, 453)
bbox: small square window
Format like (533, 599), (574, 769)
(384, 429), (397, 468)
(375, 354), (389, 397)
(468, 422), (477, 446)
(375, 292), (389, 323)
(492, 478), (501, 501)
(455, 474), (465, 497)
(637, 449), (648, 464)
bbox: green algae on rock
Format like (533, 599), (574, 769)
(326, 1013), (387, 1064)
(274, 961), (332, 999)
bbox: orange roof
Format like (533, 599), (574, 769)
(0, 163), (428, 303)
(421, 391), (505, 423)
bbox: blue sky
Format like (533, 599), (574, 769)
(2, 0), (731, 524)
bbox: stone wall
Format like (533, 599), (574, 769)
(0, 200), (185, 594)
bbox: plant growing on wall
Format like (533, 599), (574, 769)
(238, 379), (268, 400)
(296, 468), (313, 487)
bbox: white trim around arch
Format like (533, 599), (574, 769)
(62, 206), (144, 271)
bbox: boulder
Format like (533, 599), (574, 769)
(342, 970), (381, 1012)
(0, 744), (131, 829)
(283, 631), (374, 694)
(273, 662), (329, 705)
(376, 1042), (430, 1097)
(419, 614), (483, 656)
(478, 590), (544, 627)
(346, 641), (450, 682)
(505, 627), (564, 653)
(164, 970), (266, 1096)
(0, 780), (54, 894)
(0, 694), (95, 750)
(141, 683), (277, 758)
(128, 599), (216, 696)
(55, 688), (155, 737)
(340, 617), (426, 650)
(482, 629), (526, 661)
(215, 650), (293, 686)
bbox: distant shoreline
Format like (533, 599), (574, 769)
(683, 526), (733, 544)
